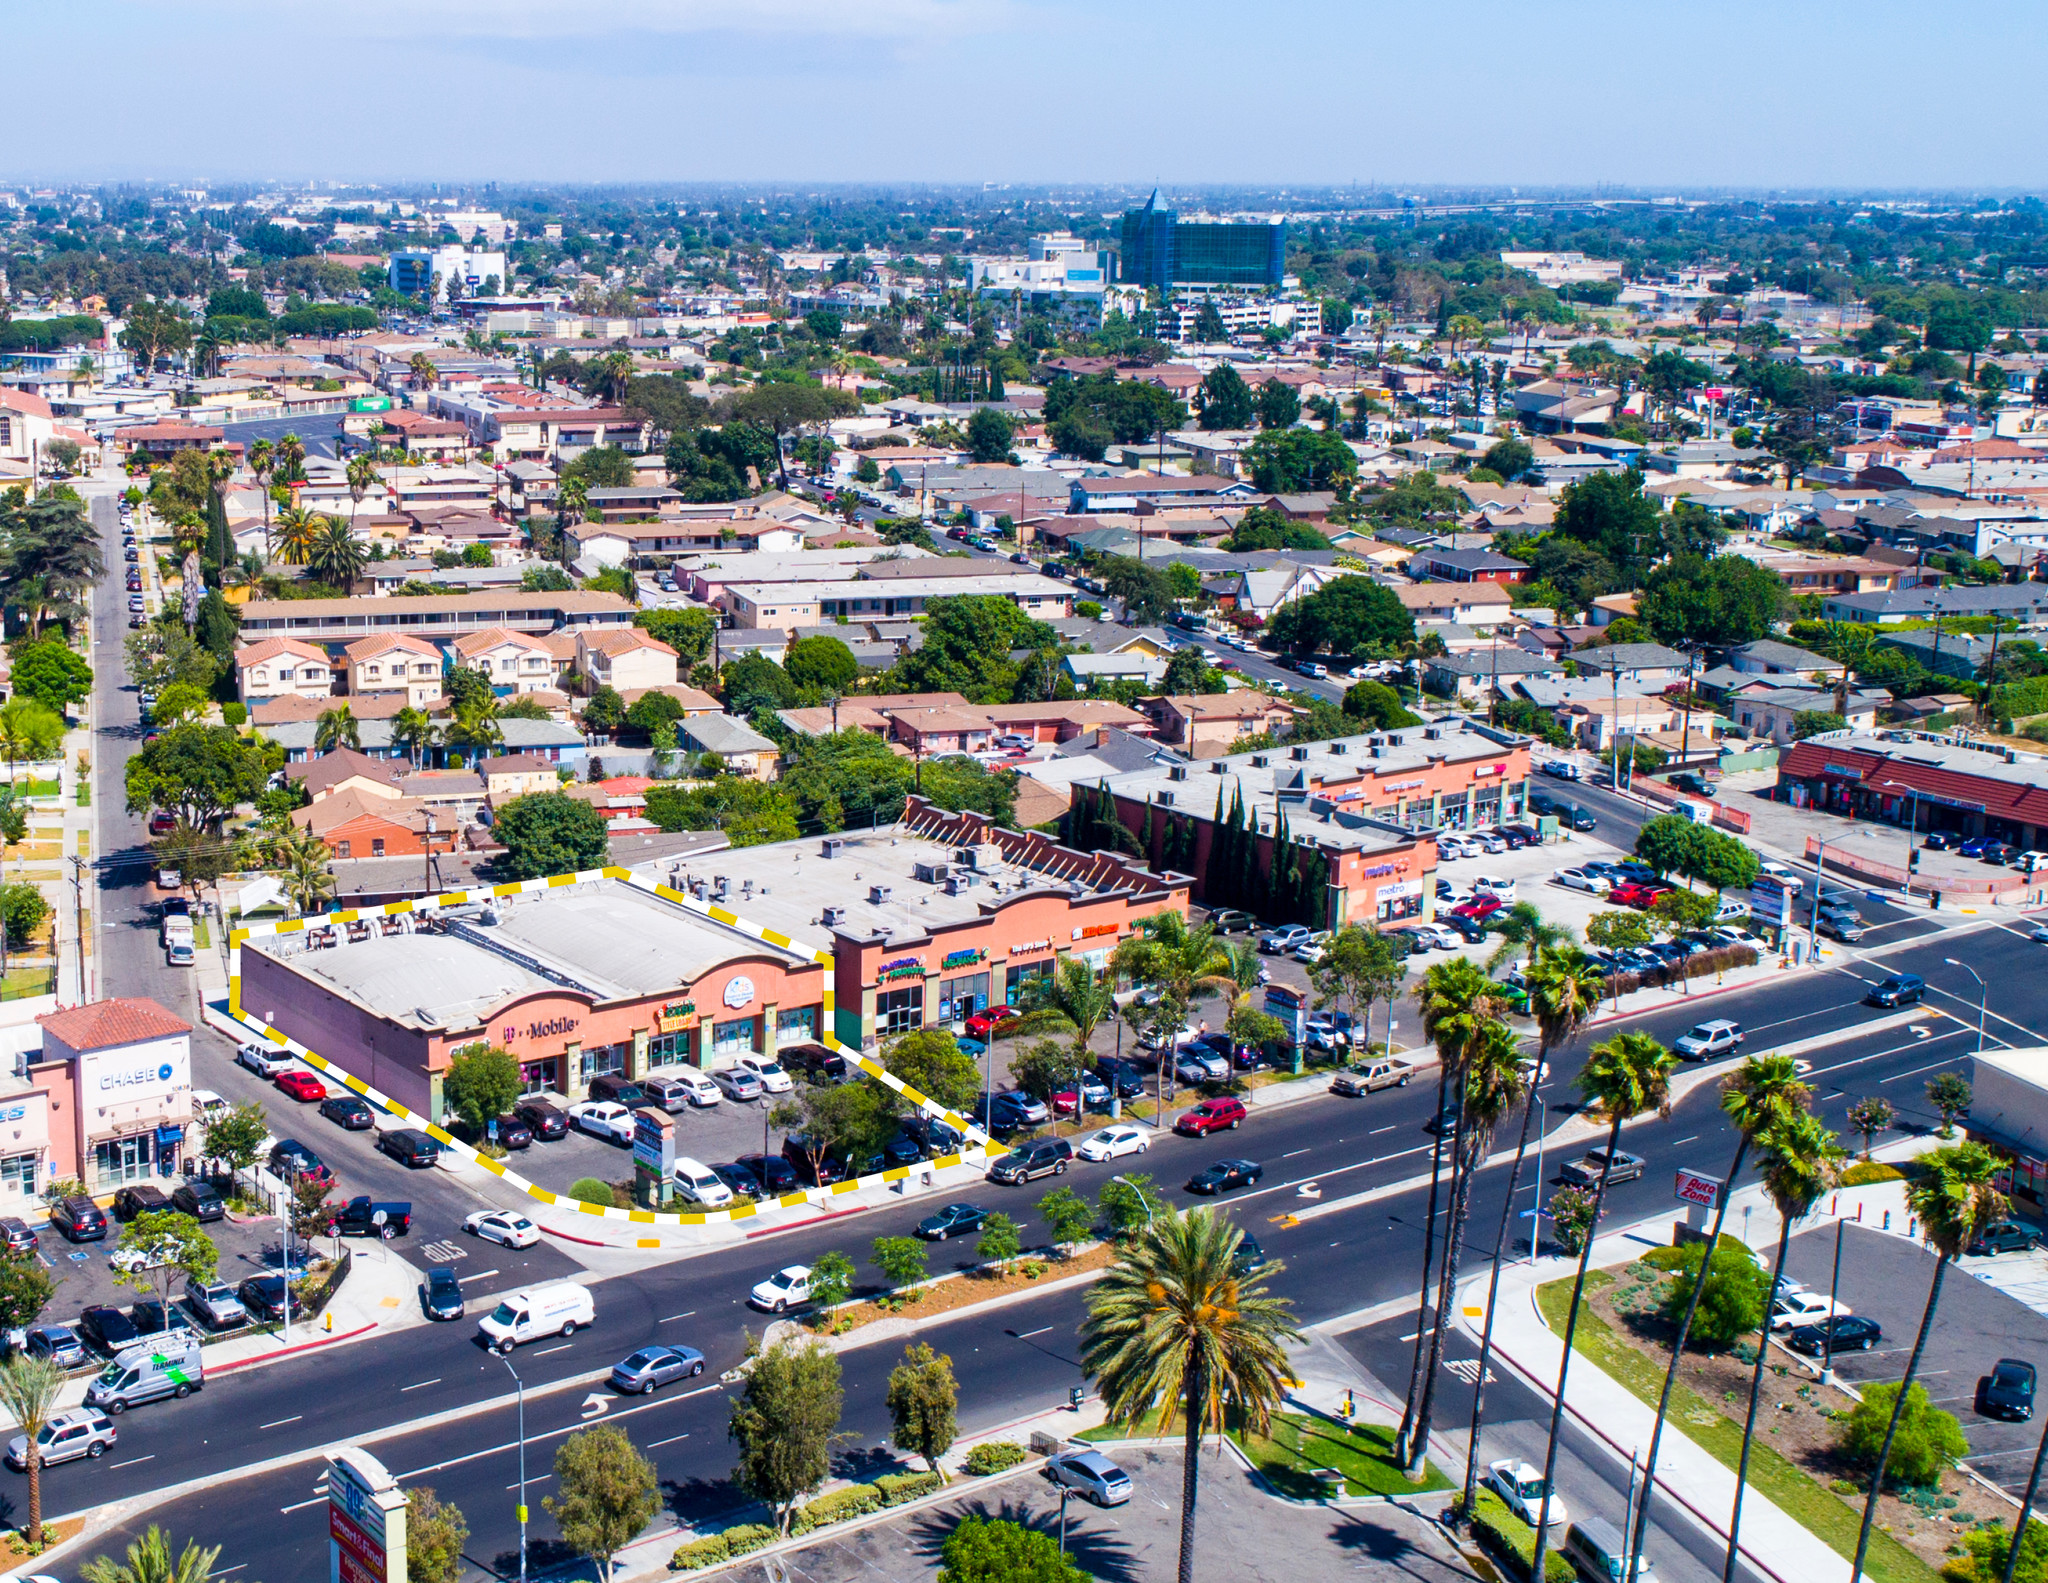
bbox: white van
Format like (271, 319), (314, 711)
(672, 1156), (732, 1207)
(477, 1282), (595, 1354)
(85, 1339), (203, 1412)
(1561, 1515), (1659, 1583)
(160, 915), (193, 948)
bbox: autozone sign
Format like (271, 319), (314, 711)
(1674, 1168), (1722, 1210)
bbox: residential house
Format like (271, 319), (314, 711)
(1409, 547), (1531, 585)
(1506, 381), (1618, 434)
(575, 628), (679, 693)
(1873, 627), (1997, 682)
(1569, 642), (1691, 686)
(1589, 593), (1637, 628)
(1730, 685), (1884, 745)
(1824, 586), (2048, 625)
(1140, 693), (1297, 758)
(234, 638), (335, 704)
(1391, 581), (1515, 628)
(1421, 649), (1564, 705)
(289, 787), (455, 861)
(678, 714), (779, 780)
(343, 635), (445, 706)
(451, 627), (560, 694)
(1063, 652), (1167, 690)
(1728, 640), (1845, 680)
(291, 747), (405, 804)
(479, 753), (563, 798)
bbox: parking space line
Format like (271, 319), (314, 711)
(260, 1416), (302, 1430)
(648, 1432), (690, 1448)
(658, 1311), (696, 1323)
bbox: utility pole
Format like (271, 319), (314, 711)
(68, 855), (88, 1003)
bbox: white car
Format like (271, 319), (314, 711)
(1292, 930), (1334, 964)
(1472, 875), (1517, 902)
(748, 1264), (812, 1313)
(1488, 1459), (1568, 1529)
(1437, 837), (1473, 861)
(1771, 1290), (1848, 1331)
(1077, 1125), (1150, 1162)
(567, 1101), (636, 1143)
(109, 1242), (172, 1274)
(1411, 924), (1461, 950)
(1552, 867), (1612, 895)
(191, 1089), (228, 1122)
(1468, 830), (1507, 855)
(465, 1210), (540, 1249)
(1673, 1020), (1743, 1061)
(668, 1068), (722, 1107)
(734, 1054), (794, 1095)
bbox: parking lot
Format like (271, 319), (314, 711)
(25, 1200), (298, 1337)
(1782, 1221), (2048, 1494)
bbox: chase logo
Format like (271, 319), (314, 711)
(158, 1064), (173, 1082)
(98, 1061), (176, 1093)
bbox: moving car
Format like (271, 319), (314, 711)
(915, 1203), (989, 1241)
(478, 1282), (596, 1353)
(84, 1337), (203, 1413)
(1330, 1058), (1418, 1097)
(1185, 1158), (1263, 1195)
(1672, 1020), (1743, 1061)
(568, 1100), (637, 1142)
(331, 1197), (411, 1238)
(749, 1265), (812, 1313)
(319, 1095), (376, 1130)
(609, 1345), (706, 1395)
(1488, 1459), (1568, 1529)
(6, 1408), (116, 1469)
(465, 1210), (541, 1248)
(1785, 1314), (1881, 1355)
(1981, 1358), (2037, 1422)
(1044, 1450), (1132, 1507)
(1865, 974), (1926, 1007)
(1558, 1147), (1645, 1187)
(987, 1138), (1074, 1184)
(275, 1071), (326, 1103)
(424, 1267), (464, 1321)
(1175, 1097), (1248, 1136)
(1077, 1124), (1150, 1162)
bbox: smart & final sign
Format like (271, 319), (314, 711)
(1673, 1168), (1722, 1210)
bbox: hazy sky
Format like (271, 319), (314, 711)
(14, 0), (2048, 189)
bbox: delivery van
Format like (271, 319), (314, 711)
(1561, 1514), (1659, 1583)
(477, 1281), (595, 1354)
(160, 915), (193, 948)
(672, 1156), (732, 1207)
(84, 1339), (203, 1413)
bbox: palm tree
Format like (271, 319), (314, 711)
(1110, 911), (1234, 1119)
(314, 705), (360, 753)
(1824, 619), (1879, 718)
(246, 438), (275, 552)
(272, 431), (306, 486)
(392, 706), (438, 770)
(278, 828), (335, 916)
(409, 352), (438, 391)
(1726, 1110), (1842, 1582)
(1033, 955), (1115, 1060)
(1486, 901), (1567, 977)
(1850, 1141), (2008, 1583)
(1528, 1030), (1679, 1583)
(1081, 1207), (1302, 1583)
(306, 517), (368, 590)
(596, 350), (634, 404)
(272, 506), (317, 567)
(344, 453), (379, 528)
(1625, 1054), (1812, 1582)
(79, 1525), (226, 1583)
(556, 476), (590, 565)
(444, 701), (504, 765)
(0, 1355), (66, 1543)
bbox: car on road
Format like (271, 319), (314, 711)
(1552, 866), (1613, 894)
(183, 1280), (246, 1330)
(1044, 1449), (1132, 1507)
(568, 1100), (637, 1142)
(236, 1043), (293, 1078)
(1077, 1124), (1150, 1162)
(1542, 760), (1582, 781)
(609, 1344), (706, 1395)
(1185, 1157), (1262, 1195)
(1981, 1358), (2037, 1422)
(915, 1203), (989, 1241)
(7, 1408), (116, 1470)
(275, 1070), (326, 1103)
(319, 1095), (376, 1130)
(51, 1195), (108, 1243)
(1865, 974), (1926, 1007)
(1330, 1058), (1418, 1097)
(1672, 1020), (1743, 1061)
(112, 1185), (171, 1221)
(1786, 1314), (1881, 1355)
(1770, 1290), (1848, 1331)
(514, 1100), (571, 1140)
(988, 1138), (1074, 1184)
(1175, 1096), (1248, 1136)
(1558, 1147), (1645, 1187)
(709, 1067), (764, 1102)
(1258, 925), (1313, 955)
(1291, 929), (1335, 964)
(749, 1265), (812, 1312)
(733, 1053), (794, 1094)
(1487, 1459), (1568, 1529)
(964, 1004), (1019, 1040)
(465, 1210), (541, 1249)
(378, 1128), (440, 1168)
(1969, 1220), (2038, 1257)
(424, 1266), (465, 1321)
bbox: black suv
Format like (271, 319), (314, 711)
(780, 1044), (849, 1084)
(51, 1196), (107, 1243)
(1095, 1058), (1147, 1099)
(898, 1114), (965, 1157)
(1866, 974), (1926, 1007)
(514, 1100), (570, 1140)
(587, 1075), (647, 1107)
(170, 1183), (224, 1223)
(112, 1185), (171, 1221)
(379, 1129), (439, 1168)
(1983, 1358), (2037, 1422)
(78, 1304), (141, 1356)
(781, 1136), (846, 1188)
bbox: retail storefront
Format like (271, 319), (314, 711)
(34, 999), (194, 1195)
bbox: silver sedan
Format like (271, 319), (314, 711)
(711, 1066), (764, 1101)
(607, 1344), (706, 1395)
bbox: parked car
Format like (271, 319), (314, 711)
(169, 1182), (223, 1223)
(513, 1100), (570, 1140)
(126, 1300), (195, 1340)
(1672, 1020), (1743, 1061)
(1552, 866), (1613, 894)
(1558, 1147), (1645, 1188)
(6, 1408), (116, 1469)
(1472, 875), (1517, 901)
(269, 1139), (332, 1185)
(1185, 1157), (1263, 1195)
(898, 1114), (965, 1157)
(0, 1217), (36, 1254)
(1969, 1220), (2038, 1257)
(988, 1138), (1074, 1184)
(1258, 925), (1312, 955)
(1983, 842), (2020, 866)
(236, 1043), (293, 1078)
(780, 1136), (845, 1188)
(183, 1280), (246, 1330)
(1786, 1315), (1881, 1355)
(748, 1265), (812, 1313)
(568, 1100), (637, 1142)
(275, 1071), (326, 1103)
(51, 1196), (108, 1243)
(237, 1275), (291, 1323)
(1051, 1074), (1114, 1117)
(974, 1091), (1045, 1135)
(424, 1266), (465, 1322)
(738, 1153), (799, 1196)
(711, 1163), (761, 1201)
(464, 1210), (540, 1249)
(1866, 974), (1926, 1007)
(1770, 1290), (1848, 1331)
(1095, 1058), (1148, 1099)
(378, 1129), (440, 1168)
(609, 1344), (706, 1395)
(586, 1075), (647, 1108)
(1609, 881), (1669, 909)
(78, 1305), (142, 1356)
(23, 1324), (86, 1367)
(709, 1067), (764, 1102)
(1982, 1358), (2038, 1422)
(1330, 1057), (1418, 1097)
(1450, 894), (1504, 922)
(915, 1203), (990, 1241)
(1488, 1459), (1569, 1529)
(964, 1004), (1019, 1040)
(779, 1044), (849, 1085)
(112, 1185), (171, 1222)
(1077, 1124), (1150, 1162)
(1922, 831), (1957, 851)
(1044, 1450), (1132, 1507)
(733, 1053), (795, 1094)
(1206, 909), (1257, 934)
(1175, 1096), (1248, 1136)
(319, 1095), (376, 1130)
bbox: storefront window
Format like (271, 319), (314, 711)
(92, 1136), (150, 1190)
(937, 972), (990, 1024)
(519, 1058), (559, 1096)
(1475, 786), (1502, 822)
(646, 1033), (691, 1070)
(1004, 961), (1053, 1002)
(0, 1153), (34, 1199)
(776, 1009), (816, 1046)
(877, 984), (924, 1035)
(713, 1017), (756, 1055)
(2000, 1152), (2048, 1205)
(1376, 881), (1425, 924)
(580, 1044), (625, 1083)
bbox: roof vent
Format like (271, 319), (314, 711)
(1168, 765), (1189, 781)
(821, 905), (846, 927)
(741, 878), (754, 898)
(1157, 790), (1174, 807)
(1210, 761), (1227, 773)
(1290, 746), (1310, 760)
(713, 875), (730, 898)
(1250, 753), (1269, 768)
(1329, 742), (1347, 755)
(869, 884), (893, 905)
(1370, 746), (1383, 758)
(1424, 727), (1442, 740)
(944, 874), (979, 895)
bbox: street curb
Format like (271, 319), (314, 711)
(209, 1320), (380, 1377)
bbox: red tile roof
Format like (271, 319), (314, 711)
(39, 998), (191, 1053)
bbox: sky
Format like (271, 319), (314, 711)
(10, 0), (2048, 190)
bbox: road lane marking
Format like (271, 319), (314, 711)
(648, 1432), (691, 1448)
(1675, 1136), (1698, 1145)
(278, 1496), (327, 1515)
(532, 1343), (573, 1356)
(458, 1270), (500, 1283)
(659, 1311), (697, 1323)
(1370, 1125), (1397, 1135)
(395, 1380), (726, 1482)
(1013, 1326), (1054, 1339)
(507, 1474), (554, 1490)
(111, 1455), (154, 1469)
(1881, 1055), (1980, 1084)
(1281, 1148), (1311, 1159)
(260, 1416), (302, 1430)
(401, 1379), (442, 1392)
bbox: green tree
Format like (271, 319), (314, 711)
(493, 791), (610, 880)
(1660, 1222), (1772, 1348)
(1846, 1095), (1894, 1159)
(1082, 1208), (1300, 1583)
(886, 1342), (959, 1473)
(444, 1043), (522, 1131)
(807, 1249), (856, 1311)
(545, 1425), (659, 1583)
(631, 610), (714, 669)
(893, 595), (1054, 701)
(581, 685), (626, 734)
(1793, 710), (1845, 740)
(1038, 1185), (1095, 1254)
(1479, 438), (1534, 480)
(1551, 469), (1664, 582)
(1097, 1174), (1162, 1240)
(966, 406), (1014, 463)
(882, 1028), (980, 1113)
(1926, 1072), (1973, 1137)
(1192, 302), (1228, 342)
(871, 1235), (929, 1292)
(0, 699), (65, 778)
(728, 1338), (844, 1535)
(1224, 506), (1329, 552)
(0, 1356), (66, 1544)
(9, 641), (93, 713)
(124, 723), (276, 832)
(1242, 428), (1357, 493)
(1009, 1038), (1087, 1106)
(1196, 364), (1255, 430)
(562, 445), (635, 490)
(1265, 577), (1414, 657)
(111, 1209), (219, 1309)
(727, 382), (857, 490)
(977, 1211), (1022, 1272)
(79, 1525), (226, 1583)
(785, 635), (859, 693)
(306, 517), (368, 589)
(0, 1248), (53, 1332)
(937, 1517), (1090, 1583)
(202, 1099), (270, 1193)
(1839, 1381), (1970, 1489)
(1342, 679), (1422, 729)
(1638, 553), (1786, 648)
(314, 704), (359, 753)
(1255, 379), (1300, 430)
(406, 1488), (469, 1583)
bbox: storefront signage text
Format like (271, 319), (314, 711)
(880, 957), (926, 981)
(1674, 1168), (1723, 1210)
(98, 1061), (175, 1093)
(1008, 939), (1052, 956)
(655, 1002), (694, 1033)
(507, 1016), (579, 1042)
(940, 947), (987, 969)
(1823, 763), (1864, 780)
(1359, 860), (1408, 878)
(1382, 779), (1426, 793)
(1074, 923), (1120, 941)
(1474, 762), (1505, 778)
(723, 976), (755, 1009)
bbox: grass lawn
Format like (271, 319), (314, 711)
(11, 779), (59, 799)
(0, 968), (54, 1002)
(1234, 1414), (1450, 1499)
(1537, 1274), (1937, 1583)
(191, 917), (211, 948)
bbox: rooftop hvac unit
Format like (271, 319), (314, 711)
(944, 874), (979, 895)
(1157, 791), (1174, 807)
(821, 838), (847, 859)
(1250, 754), (1269, 768)
(1424, 727), (1442, 740)
(1370, 746), (1382, 758)
(1168, 765), (1189, 781)
(913, 862), (952, 884)
(869, 884), (894, 905)
(1290, 746), (1310, 760)
(821, 905), (846, 927)
(713, 876), (730, 898)
(958, 843), (999, 870)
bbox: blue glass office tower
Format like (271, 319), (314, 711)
(1119, 192), (1285, 290)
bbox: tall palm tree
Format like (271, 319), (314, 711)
(344, 453), (379, 528)
(272, 432), (306, 486)
(0, 1355), (66, 1544)
(1486, 901), (1567, 977)
(278, 828), (335, 917)
(392, 706), (438, 770)
(1111, 911), (1234, 1120)
(245, 438), (275, 553)
(444, 701), (504, 765)
(1082, 1207), (1301, 1583)
(1034, 955), (1114, 1060)
(1528, 1030), (1678, 1583)
(1396, 957), (1507, 1465)
(1625, 1054), (1812, 1581)
(314, 704), (360, 753)
(409, 352), (438, 391)
(79, 1524), (226, 1583)
(1850, 1141), (2008, 1583)
(306, 517), (368, 590)
(596, 349), (635, 404)
(272, 506), (318, 567)
(556, 476), (590, 565)
(1726, 1110), (1842, 1582)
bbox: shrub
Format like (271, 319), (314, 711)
(221, 701), (247, 727)
(1841, 1161), (1904, 1187)
(1075, 600), (1103, 620)
(1836, 1382), (1970, 1489)
(789, 1482), (880, 1535)
(1660, 1238), (1773, 1348)
(566, 1177), (616, 1207)
(962, 1441), (1028, 1476)
(721, 1523), (776, 1557)
(1469, 1490), (1575, 1582)
(1548, 1185), (1604, 1256)
(669, 1534), (729, 1571)
(875, 1470), (945, 1505)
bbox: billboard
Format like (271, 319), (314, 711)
(327, 1447), (408, 1583)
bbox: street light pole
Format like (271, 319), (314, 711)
(499, 1354), (528, 1583)
(1109, 1174), (1155, 1229)
(1945, 958), (1987, 1058)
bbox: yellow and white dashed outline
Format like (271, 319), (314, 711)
(226, 865), (990, 1235)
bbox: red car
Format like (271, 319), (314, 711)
(147, 811), (176, 836)
(1174, 1096), (1248, 1137)
(1610, 881), (1670, 909)
(1450, 894), (1504, 922)
(964, 1005), (1019, 1040)
(276, 1070), (327, 1103)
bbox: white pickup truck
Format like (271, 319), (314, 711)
(1330, 1056), (1423, 1097)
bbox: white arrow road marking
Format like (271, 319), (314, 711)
(581, 1392), (610, 1420)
